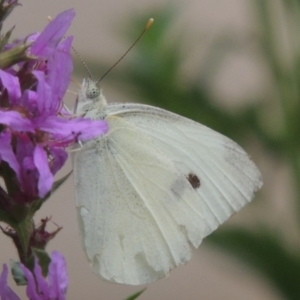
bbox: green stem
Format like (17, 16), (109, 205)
(15, 217), (34, 264)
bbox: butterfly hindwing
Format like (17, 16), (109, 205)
(73, 114), (208, 285)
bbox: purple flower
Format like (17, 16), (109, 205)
(0, 6), (104, 299)
(21, 251), (68, 300)
(0, 264), (19, 300)
(0, 251), (68, 300)
(0, 9), (108, 201)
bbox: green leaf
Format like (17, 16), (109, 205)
(10, 260), (27, 286)
(0, 26), (14, 51)
(208, 228), (300, 300)
(33, 248), (51, 277)
(29, 171), (72, 216)
(124, 288), (146, 300)
(0, 41), (32, 69)
(49, 171), (73, 196)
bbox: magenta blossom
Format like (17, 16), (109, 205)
(0, 9), (108, 201)
(0, 251), (68, 300)
(0, 264), (19, 300)
(0, 5), (107, 297)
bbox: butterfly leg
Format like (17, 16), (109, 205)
(68, 140), (83, 153)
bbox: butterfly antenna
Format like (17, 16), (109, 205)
(71, 45), (94, 79)
(96, 18), (154, 85)
(47, 16), (94, 79)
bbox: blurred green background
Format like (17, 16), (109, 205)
(75, 1), (300, 299)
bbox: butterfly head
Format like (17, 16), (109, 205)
(79, 78), (107, 105)
(83, 78), (101, 100)
(77, 78), (107, 118)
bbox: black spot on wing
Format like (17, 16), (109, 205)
(187, 173), (200, 189)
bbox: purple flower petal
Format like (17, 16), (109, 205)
(33, 144), (53, 197)
(21, 156), (37, 198)
(49, 147), (68, 175)
(0, 70), (21, 105)
(33, 258), (50, 298)
(0, 264), (20, 300)
(22, 156), (35, 170)
(76, 119), (109, 141)
(19, 264), (40, 300)
(30, 9), (75, 57)
(17, 252), (69, 299)
(20, 90), (38, 115)
(48, 251), (68, 300)
(38, 117), (109, 142)
(32, 71), (53, 116)
(47, 36), (73, 104)
(0, 110), (34, 131)
(15, 135), (38, 198)
(26, 32), (40, 44)
(0, 131), (20, 180)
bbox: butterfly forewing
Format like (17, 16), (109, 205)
(106, 103), (263, 236)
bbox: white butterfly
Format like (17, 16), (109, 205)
(73, 78), (263, 285)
